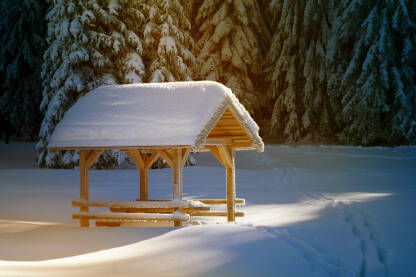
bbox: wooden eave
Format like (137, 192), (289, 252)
(202, 107), (259, 151)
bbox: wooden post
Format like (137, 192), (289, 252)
(172, 148), (183, 200)
(173, 148), (183, 227)
(226, 147), (235, 222)
(140, 165), (148, 200)
(79, 150), (89, 227)
(128, 150), (149, 201)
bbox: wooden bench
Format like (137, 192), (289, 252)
(196, 198), (245, 205)
(72, 198), (246, 226)
(72, 199), (209, 209)
(111, 199), (210, 214)
(190, 211), (245, 217)
(72, 199), (208, 226)
(73, 211), (190, 226)
(189, 198), (246, 218)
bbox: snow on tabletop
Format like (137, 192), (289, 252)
(73, 199), (209, 208)
(73, 212), (190, 221)
(48, 81), (263, 151)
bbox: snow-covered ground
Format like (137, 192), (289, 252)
(0, 142), (415, 276)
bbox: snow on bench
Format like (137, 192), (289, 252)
(196, 198), (245, 205)
(190, 211), (245, 217)
(72, 199), (209, 209)
(72, 211), (190, 222)
(109, 206), (210, 214)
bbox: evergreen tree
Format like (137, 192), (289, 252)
(193, 0), (270, 115)
(0, 0), (47, 140)
(327, 0), (416, 145)
(301, 0), (336, 140)
(143, 0), (195, 82)
(266, 0), (304, 142)
(266, 0), (337, 142)
(390, 0), (416, 143)
(37, 0), (147, 168)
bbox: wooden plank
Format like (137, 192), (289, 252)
(190, 211), (245, 217)
(86, 150), (104, 169)
(201, 144), (256, 151)
(208, 135), (251, 140)
(232, 143), (256, 148)
(196, 198), (245, 205)
(156, 149), (174, 168)
(232, 139), (252, 143)
(209, 130), (249, 136)
(226, 147), (235, 222)
(205, 138), (232, 145)
(79, 150), (89, 227)
(215, 119), (241, 125)
(73, 212), (190, 221)
(144, 151), (160, 169)
(95, 221), (121, 227)
(110, 206), (210, 214)
(72, 199), (208, 209)
(222, 110), (234, 116)
(210, 125), (244, 130)
(213, 124), (241, 128)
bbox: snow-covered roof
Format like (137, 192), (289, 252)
(48, 81), (264, 152)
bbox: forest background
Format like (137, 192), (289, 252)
(0, 0), (415, 168)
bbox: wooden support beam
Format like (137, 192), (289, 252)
(132, 150), (148, 200)
(86, 150), (104, 169)
(79, 150), (89, 227)
(156, 149), (174, 168)
(181, 148), (191, 168)
(128, 149), (145, 169)
(126, 149), (149, 200)
(226, 146), (235, 222)
(205, 145), (227, 168)
(144, 151), (160, 169)
(217, 145), (232, 168)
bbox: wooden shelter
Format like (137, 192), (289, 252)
(48, 81), (264, 227)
